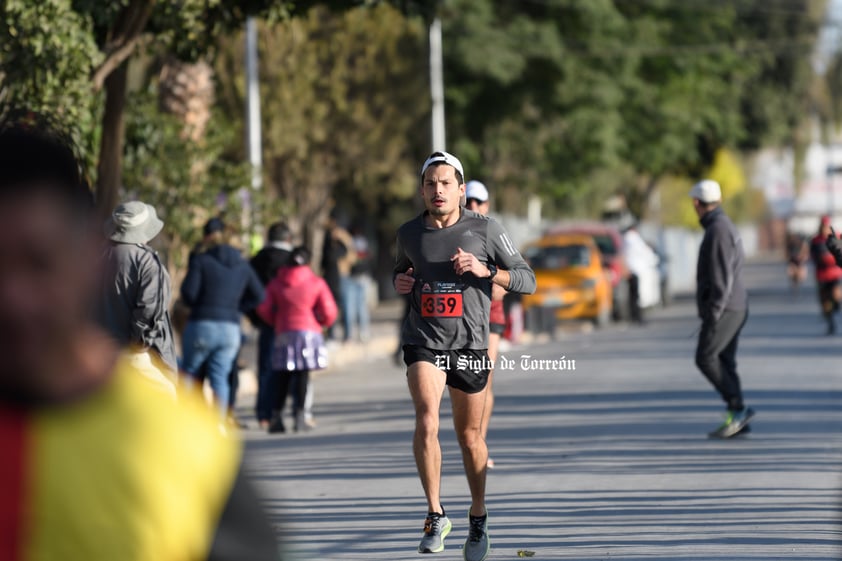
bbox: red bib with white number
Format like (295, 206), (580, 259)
(420, 281), (463, 318)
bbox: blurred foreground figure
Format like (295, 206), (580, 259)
(690, 180), (753, 439)
(0, 117), (280, 560)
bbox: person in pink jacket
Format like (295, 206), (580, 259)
(257, 246), (338, 433)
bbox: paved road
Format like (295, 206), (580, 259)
(243, 258), (842, 561)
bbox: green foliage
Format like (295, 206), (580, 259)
(216, 3), (429, 251)
(441, 0), (824, 221)
(0, 0), (103, 171)
(122, 86), (252, 272)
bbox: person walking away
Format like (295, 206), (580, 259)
(395, 152), (536, 560)
(331, 220), (358, 342)
(250, 222), (294, 429)
(321, 216), (355, 341)
(786, 230), (809, 296)
(690, 180), (753, 439)
(348, 226), (373, 342)
(623, 223), (660, 325)
(0, 116), (281, 560)
(181, 218), (264, 419)
(100, 201), (178, 397)
(465, 180), (505, 469)
(257, 246), (337, 433)
(809, 216), (842, 335)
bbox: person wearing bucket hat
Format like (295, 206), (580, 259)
(100, 201), (178, 396)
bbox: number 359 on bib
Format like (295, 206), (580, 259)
(421, 293), (463, 318)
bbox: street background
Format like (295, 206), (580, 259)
(238, 257), (842, 561)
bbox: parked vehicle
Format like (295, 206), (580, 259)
(545, 223), (631, 321)
(521, 234), (613, 327)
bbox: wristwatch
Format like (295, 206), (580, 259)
(486, 263), (498, 280)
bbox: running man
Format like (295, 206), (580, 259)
(464, 180), (505, 469)
(394, 152), (536, 560)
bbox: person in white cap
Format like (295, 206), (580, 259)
(394, 152), (536, 561)
(465, 180), (504, 469)
(100, 201), (178, 397)
(690, 179), (753, 438)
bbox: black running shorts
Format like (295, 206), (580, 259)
(402, 345), (491, 394)
(489, 322), (506, 336)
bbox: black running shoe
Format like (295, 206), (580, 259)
(463, 510), (490, 561)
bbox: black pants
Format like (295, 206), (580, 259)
(629, 274), (643, 323)
(695, 309), (748, 411)
(275, 370), (309, 417)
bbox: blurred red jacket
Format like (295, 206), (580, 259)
(257, 265), (338, 334)
(810, 234), (842, 283)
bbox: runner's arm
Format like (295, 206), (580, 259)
(486, 219), (536, 295)
(393, 236), (415, 294)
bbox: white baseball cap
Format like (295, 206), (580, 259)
(465, 180), (489, 202)
(421, 151), (464, 181)
(690, 179), (722, 203)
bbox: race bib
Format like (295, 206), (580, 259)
(420, 281), (463, 318)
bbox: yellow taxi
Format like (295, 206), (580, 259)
(521, 233), (613, 326)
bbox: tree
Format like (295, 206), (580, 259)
(215, 4), (429, 278)
(439, 0), (824, 220)
(0, 0), (324, 218)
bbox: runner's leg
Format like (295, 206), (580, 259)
(450, 385), (489, 517)
(407, 361), (447, 513)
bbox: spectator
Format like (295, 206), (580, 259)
(100, 201), (178, 397)
(181, 217), (264, 418)
(322, 216), (356, 341)
(257, 246), (337, 433)
(347, 226), (373, 342)
(0, 116), (280, 560)
(623, 223), (659, 325)
(250, 222), (294, 429)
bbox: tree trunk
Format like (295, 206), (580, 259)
(95, 61), (129, 219)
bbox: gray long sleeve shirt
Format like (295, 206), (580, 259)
(395, 209), (536, 350)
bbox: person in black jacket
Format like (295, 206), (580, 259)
(181, 218), (264, 418)
(250, 222), (294, 429)
(691, 180), (754, 439)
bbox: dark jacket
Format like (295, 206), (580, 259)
(250, 242), (293, 286)
(696, 206), (748, 323)
(247, 242), (293, 327)
(100, 243), (178, 373)
(181, 244), (265, 324)
(828, 234), (842, 268)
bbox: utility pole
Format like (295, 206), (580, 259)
(429, 16), (445, 152)
(245, 16), (263, 244)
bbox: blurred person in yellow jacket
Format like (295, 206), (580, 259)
(0, 113), (281, 561)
